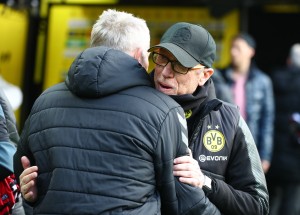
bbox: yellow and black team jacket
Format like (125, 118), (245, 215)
(171, 79), (269, 215)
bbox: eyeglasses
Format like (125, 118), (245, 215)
(151, 52), (204, 74)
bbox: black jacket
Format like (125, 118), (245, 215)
(267, 66), (300, 183)
(171, 79), (269, 215)
(14, 47), (220, 215)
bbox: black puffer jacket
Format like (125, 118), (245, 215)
(14, 47), (220, 215)
(267, 66), (300, 183)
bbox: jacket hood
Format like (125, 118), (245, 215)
(66, 46), (152, 98)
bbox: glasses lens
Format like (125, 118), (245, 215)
(152, 53), (167, 66)
(152, 52), (189, 74)
(173, 62), (188, 74)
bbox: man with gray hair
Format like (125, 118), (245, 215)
(14, 9), (219, 215)
(267, 43), (300, 215)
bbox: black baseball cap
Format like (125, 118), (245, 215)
(148, 22), (216, 68)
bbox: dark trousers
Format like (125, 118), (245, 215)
(268, 182), (300, 215)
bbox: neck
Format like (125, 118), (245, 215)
(233, 60), (251, 76)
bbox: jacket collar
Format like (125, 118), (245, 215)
(66, 46), (152, 98)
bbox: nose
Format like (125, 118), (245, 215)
(161, 62), (175, 78)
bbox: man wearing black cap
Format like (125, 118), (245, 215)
(148, 23), (269, 215)
(218, 33), (274, 174)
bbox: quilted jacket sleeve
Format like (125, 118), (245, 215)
(0, 105), (16, 180)
(155, 106), (220, 215)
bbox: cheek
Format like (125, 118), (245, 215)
(231, 48), (241, 58)
(153, 69), (164, 86)
(188, 79), (200, 90)
(181, 73), (199, 86)
(153, 69), (160, 80)
(176, 76), (195, 93)
(154, 68), (162, 77)
(176, 77), (189, 86)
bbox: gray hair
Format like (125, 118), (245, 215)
(290, 43), (300, 68)
(90, 9), (150, 55)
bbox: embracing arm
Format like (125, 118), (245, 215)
(18, 156), (38, 203)
(156, 107), (220, 215)
(13, 118), (38, 204)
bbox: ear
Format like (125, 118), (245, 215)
(249, 47), (255, 58)
(133, 48), (143, 62)
(198, 68), (214, 86)
(132, 48), (149, 71)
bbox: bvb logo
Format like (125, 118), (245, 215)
(185, 110), (192, 119)
(203, 130), (225, 152)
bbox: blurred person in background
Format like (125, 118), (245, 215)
(0, 89), (24, 215)
(267, 43), (300, 215)
(0, 76), (23, 111)
(14, 9), (219, 215)
(210, 69), (233, 103)
(217, 33), (275, 173)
